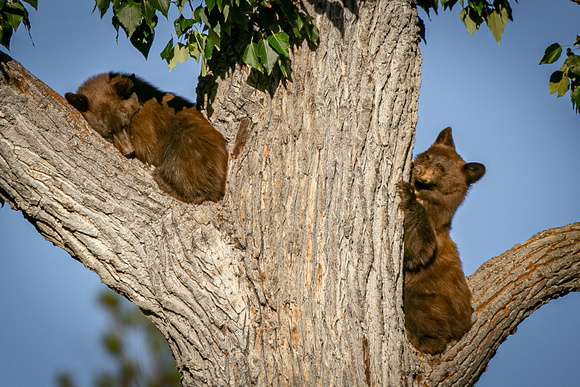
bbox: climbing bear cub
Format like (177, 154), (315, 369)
(397, 127), (485, 355)
(65, 73), (227, 204)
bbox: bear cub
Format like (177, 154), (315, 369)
(65, 73), (228, 204)
(396, 127), (485, 355)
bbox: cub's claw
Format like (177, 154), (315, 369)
(396, 181), (415, 204)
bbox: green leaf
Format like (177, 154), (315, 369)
(467, 0), (485, 15)
(549, 71), (569, 97)
(208, 28), (221, 51)
(459, 7), (482, 36)
(95, 0), (110, 10)
(267, 31), (290, 57)
(0, 23), (13, 49)
(540, 43), (562, 65)
(276, 0), (298, 22)
(160, 38), (173, 60)
(188, 40), (201, 62)
(205, 33), (214, 58)
(486, 5), (509, 45)
(306, 20), (319, 43)
(196, 7), (210, 27)
(192, 30), (206, 54)
(206, 0), (216, 12)
(176, 0), (187, 12)
(167, 43), (190, 72)
(570, 85), (580, 113)
(220, 3), (230, 20)
(221, 18), (232, 36)
(116, 2), (142, 37)
(95, 0), (110, 17)
(563, 54), (580, 72)
(6, 10), (25, 32)
(257, 38), (278, 75)
(129, 19), (156, 58)
(174, 15), (194, 36)
(278, 58), (287, 78)
(149, 0), (170, 17)
(243, 42), (262, 72)
(21, 0), (37, 9)
(141, 1), (156, 27)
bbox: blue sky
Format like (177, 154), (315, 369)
(0, 0), (579, 386)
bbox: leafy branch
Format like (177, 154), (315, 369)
(417, 0), (515, 45)
(161, 0), (318, 77)
(0, 0), (37, 49)
(540, 38), (580, 113)
(94, 0), (170, 58)
(93, 0), (318, 78)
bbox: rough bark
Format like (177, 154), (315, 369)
(0, 1), (579, 386)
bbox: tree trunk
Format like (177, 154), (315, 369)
(0, 1), (579, 386)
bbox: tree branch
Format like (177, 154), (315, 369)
(411, 222), (580, 386)
(0, 52), (252, 385)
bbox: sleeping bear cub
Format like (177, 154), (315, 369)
(65, 73), (227, 204)
(397, 127), (485, 355)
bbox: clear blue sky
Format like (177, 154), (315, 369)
(0, 0), (579, 386)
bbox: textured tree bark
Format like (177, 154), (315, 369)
(208, 0), (422, 384)
(0, 1), (579, 386)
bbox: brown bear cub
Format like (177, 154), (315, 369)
(65, 73), (227, 204)
(396, 127), (485, 355)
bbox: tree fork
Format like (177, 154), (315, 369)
(1, 1), (579, 385)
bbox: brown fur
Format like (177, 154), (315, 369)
(65, 73), (227, 204)
(396, 127), (485, 355)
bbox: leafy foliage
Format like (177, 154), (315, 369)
(417, 0), (515, 45)
(0, 0), (37, 49)
(163, 0), (318, 77)
(56, 290), (181, 387)
(540, 38), (580, 113)
(94, 0), (318, 77)
(94, 0), (169, 58)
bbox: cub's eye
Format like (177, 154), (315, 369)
(436, 164), (445, 173)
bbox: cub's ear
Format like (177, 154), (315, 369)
(114, 77), (134, 100)
(65, 93), (89, 112)
(464, 162), (485, 185)
(434, 127), (455, 149)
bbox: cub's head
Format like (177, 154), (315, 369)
(412, 127), (485, 195)
(65, 73), (140, 158)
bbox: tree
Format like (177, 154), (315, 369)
(0, 2), (579, 386)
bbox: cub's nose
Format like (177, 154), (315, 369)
(412, 165), (424, 176)
(125, 150), (136, 159)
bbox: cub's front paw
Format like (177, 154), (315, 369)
(396, 181), (415, 207)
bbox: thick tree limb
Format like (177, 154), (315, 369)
(409, 222), (580, 386)
(0, 51), (252, 385)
